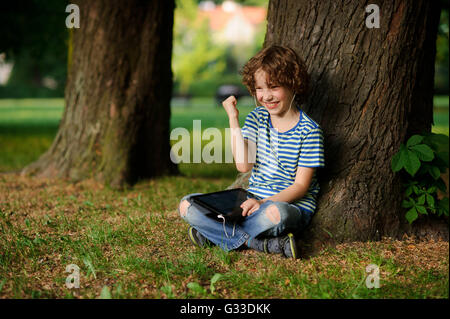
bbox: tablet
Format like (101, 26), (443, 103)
(190, 188), (252, 223)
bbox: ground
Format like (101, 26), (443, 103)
(0, 173), (448, 299)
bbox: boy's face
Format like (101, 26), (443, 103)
(254, 68), (295, 117)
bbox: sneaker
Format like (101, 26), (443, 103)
(249, 232), (299, 259)
(188, 226), (211, 247)
(280, 233), (299, 259)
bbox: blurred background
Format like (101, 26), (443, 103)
(0, 0), (448, 176)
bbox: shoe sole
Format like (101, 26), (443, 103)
(287, 233), (298, 259)
(188, 226), (202, 247)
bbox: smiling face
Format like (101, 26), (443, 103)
(254, 68), (295, 118)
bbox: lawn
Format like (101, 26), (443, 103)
(0, 97), (448, 299)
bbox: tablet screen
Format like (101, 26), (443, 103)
(191, 188), (250, 216)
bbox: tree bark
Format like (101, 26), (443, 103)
(21, 0), (178, 188)
(229, 0), (446, 252)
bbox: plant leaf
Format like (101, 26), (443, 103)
(416, 205), (427, 215)
(417, 194), (426, 205)
(436, 178), (447, 192)
(424, 133), (449, 152)
(405, 207), (418, 224)
(406, 135), (424, 148)
(428, 166), (441, 180)
(100, 286), (112, 299)
(187, 282), (207, 295)
(437, 198), (449, 216)
(436, 151), (449, 167)
(210, 273), (224, 294)
(402, 199), (413, 208)
(410, 144), (434, 162)
(404, 150), (421, 176)
(426, 194), (435, 208)
(391, 145), (407, 172)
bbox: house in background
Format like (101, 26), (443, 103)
(198, 0), (267, 46)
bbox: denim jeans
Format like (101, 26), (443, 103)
(179, 193), (312, 251)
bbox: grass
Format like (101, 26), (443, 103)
(0, 97), (448, 299)
(0, 174), (448, 298)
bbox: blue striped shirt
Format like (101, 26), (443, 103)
(241, 106), (325, 214)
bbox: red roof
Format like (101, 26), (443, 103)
(199, 5), (267, 31)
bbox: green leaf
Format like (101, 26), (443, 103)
(210, 273), (224, 294)
(404, 150), (421, 176)
(428, 166), (441, 180)
(391, 146), (407, 172)
(161, 285), (174, 298)
(436, 178), (447, 192)
(436, 151), (449, 167)
(406, 135), (424, 148)
(405, 186), (413, 197)
(410, 144), (434, 162)
(424, 133), (449, 153)
(100, 286), (112, 299)
(417, 194), (426, 205)
(437, 198), (449, 216)
(426, 194), (435, 208)
(426, 186), (437, 193)
(416, 205), (427, 215)
(402, 199), (413, 208)
(187, 282), (207, 295)
(405, 207), (418, 224)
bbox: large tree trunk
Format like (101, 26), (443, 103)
(21, 0), (177, 188)
(229, 0), (446, 251)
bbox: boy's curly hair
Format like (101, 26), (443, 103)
(241, 45), (310, 105)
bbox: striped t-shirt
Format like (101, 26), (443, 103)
(241, 106), (325, 214)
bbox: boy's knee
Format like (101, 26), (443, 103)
(266, 204), (281, 224)
(179, 199), (191, 217)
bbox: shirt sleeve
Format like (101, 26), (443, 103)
(241, 109), (259, 144)
(298, 127), (325, 167)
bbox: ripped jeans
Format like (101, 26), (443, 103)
(178, 193), (312, 251)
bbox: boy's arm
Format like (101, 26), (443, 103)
(261, 166), (315, 203)
(223, 96), (256, 172)
(228, 116), (256, 172)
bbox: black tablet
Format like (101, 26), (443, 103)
(190, 188), (252, 223)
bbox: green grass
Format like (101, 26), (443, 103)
(0, 97), (448, 299)
(0, 174), (448, 299)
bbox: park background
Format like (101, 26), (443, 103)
(0, 0), (448, 299)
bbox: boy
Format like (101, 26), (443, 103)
(179, 45), (325, 259)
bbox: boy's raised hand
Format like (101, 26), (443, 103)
(222, 95), (239, 119)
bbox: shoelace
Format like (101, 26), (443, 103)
(217, 214), (236, 238)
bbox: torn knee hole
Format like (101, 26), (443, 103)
(179, 200), (191, 217)
(267, 205), (281, 224)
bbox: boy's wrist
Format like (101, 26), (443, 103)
(228, 116), (240, 127)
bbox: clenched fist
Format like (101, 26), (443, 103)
(222, 95), (239, 119)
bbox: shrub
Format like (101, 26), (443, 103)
(391, 133), (449, 224)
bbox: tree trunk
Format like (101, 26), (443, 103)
(21, 0), (178, 188)
(229, 0), (446, 252)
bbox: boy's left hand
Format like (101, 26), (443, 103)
(240, 198), (261, 216)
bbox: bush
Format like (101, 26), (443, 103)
(391, 133), (449, 224)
